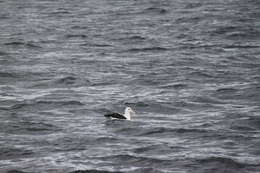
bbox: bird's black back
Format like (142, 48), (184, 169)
(104, 113), (127, 119)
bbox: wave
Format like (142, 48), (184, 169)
(138, 127), (209, 136)
(226, 30), (260, 40)
(188, 71), (214, 78)
(81, 43), (113, 48)
(2, 120), (61, 135)
(6, 170), (29, 173)
(127, 36), (146, 40)
(178, 42), (259, 51)
(124, 101), (149, 107)
(126, 47), (169, 53)
(0, 147), (33, 160)
(113, 35), (146, 43)
(96, 136), (119, 143)
(121, 100), (182, 115)
(9, 100), (84, 111)
(65, 34), (87, 39)
(230, 116), (260, 131)
(159, 83), (188, 89)
(70, 168), (163, 173)
(95, 154), (173, 167)
(55, 76), (78, 85)
(216, 87), (238, 93)
(175, 16), (201, 24)
(223, 44), (260, 49)
(132, 145), (160, 154)
(132, 144), (185, 157)
(112, 126), (210, 138)
(210, 26), (260, 40)
(0, 72), (18, 78)
(184, 2), (202, 9)
(129, 78), (163, 86)
(143, 7), (168, 14)
(197, 157), (248, 170)
(70, 170), (124, 173)
(50, 10), (70, 15)
(129, 167), (164, 173)
(4, 41), (41, 48)
(32, 76), (92, 88)
(191, 95), (227, 105)
(0, 50), (8, 55)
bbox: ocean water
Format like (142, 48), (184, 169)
(0, 0), (260, 173)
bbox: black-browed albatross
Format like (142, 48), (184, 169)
(104, 107), (135, 120)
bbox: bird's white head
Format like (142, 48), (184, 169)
(124, 107), (135, 120)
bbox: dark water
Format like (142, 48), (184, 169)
(0, 0), (260, 172)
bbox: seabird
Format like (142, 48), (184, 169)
(104, 107), (135, 120)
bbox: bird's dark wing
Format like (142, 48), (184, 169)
(104, 113), (126, 119)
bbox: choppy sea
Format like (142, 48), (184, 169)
(0, 0), (260, 173)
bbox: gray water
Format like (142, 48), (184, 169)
(0, 0), (260, 173)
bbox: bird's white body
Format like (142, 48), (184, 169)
(123, 107), (135, 120)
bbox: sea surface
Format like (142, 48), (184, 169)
(0, 0), (260, 173)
